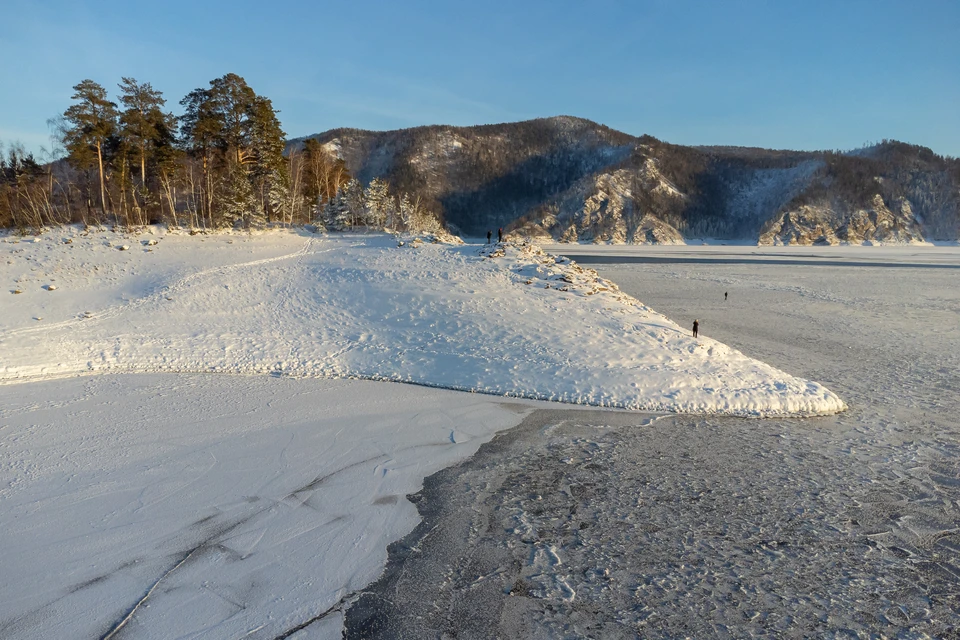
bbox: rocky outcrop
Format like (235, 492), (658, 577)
(525, 160), (687, 245)
(630, 214), (685, 245)
(837, 196), (923, 244)
(760, 195), (925, 245)
(759, 207), (841, 245)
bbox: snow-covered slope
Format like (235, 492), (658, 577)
(0, 227), (843, 416)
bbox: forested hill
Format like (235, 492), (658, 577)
(291, 117), (960, 244)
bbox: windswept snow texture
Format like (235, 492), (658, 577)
(0, 228), (842, 416)
(0, 375), (526, 639)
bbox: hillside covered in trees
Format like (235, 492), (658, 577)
(293, 118), (960, 245)
(2, 79), (957, 245)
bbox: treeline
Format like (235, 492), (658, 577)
(0, 73), (443, 234)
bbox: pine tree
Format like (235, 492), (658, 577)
(62, 80), (118, 216)
(265, 169), (286, 225)
(110, 135), (136, 226)
(248, 95), (287, 223)
(206, 73), (258, 167)
(152, 111), (182, 226)
(179, 87), (221, 227)
(180, 74), (287, 228)
(342, 178), (365, 227)
(364, 178), (390, 228)
(222, 162), (256, 227)
(323, 188), (351, 230)
(117, 78), (169, 191)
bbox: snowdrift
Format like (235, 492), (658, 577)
(0, 228), (844, 416)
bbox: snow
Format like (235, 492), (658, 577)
(0, 374), (527, 638)
(0, 227), (851, 638)
(0, 230), (956, 637)
(0, 227), (843, 416)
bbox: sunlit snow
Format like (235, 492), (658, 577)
(0, 228), (843, 416)
(0, 227), (848, 638)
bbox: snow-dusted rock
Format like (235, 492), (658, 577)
(760, 194), (924, 246)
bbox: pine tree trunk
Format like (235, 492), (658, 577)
(161, 171), (179, 228)
(140, 146), (147, 226)
(202, 153), (212, 229)
(96, 141), (107, 216)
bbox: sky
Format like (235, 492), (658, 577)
(1, 0), (958, 158)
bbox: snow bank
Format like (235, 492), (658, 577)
(0, 227), (844, 415)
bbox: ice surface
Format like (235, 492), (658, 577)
(345, 246), (960, 639)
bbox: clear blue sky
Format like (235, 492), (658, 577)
(2, 0), (958, 158)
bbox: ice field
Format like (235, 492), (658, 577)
(344, 244), (960, 638)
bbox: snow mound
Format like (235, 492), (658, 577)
(0, 229), (844, 416)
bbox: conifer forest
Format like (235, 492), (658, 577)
(0, 74), (442, 235)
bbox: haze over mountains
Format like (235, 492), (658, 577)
(291, 116), (960, 245)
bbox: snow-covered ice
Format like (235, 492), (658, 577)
(0, 375), (526, 638)
(345, 245), (960, 639)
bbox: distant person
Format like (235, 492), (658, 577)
(692, 319), (699, 338)
(498, 227), (503, 242)
(487, 230), (492, 244)
(724, 291), (728, 301)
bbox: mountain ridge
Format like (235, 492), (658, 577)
(289, 116), (960, 244)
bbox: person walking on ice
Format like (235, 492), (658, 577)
(487, 230), (492, 244)
(692, 319), (699, 338)
(724, 291), (728, 301)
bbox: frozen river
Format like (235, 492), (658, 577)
(346, 246), (960, 639)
